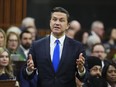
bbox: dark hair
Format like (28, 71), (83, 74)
(91, 43), (105, 52)
(102, 61), (116, 79)
(51, 7), (70, 23)
(20, 30), (31, 39)
(87, 56), (102, 70)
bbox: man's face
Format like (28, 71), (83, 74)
(92, 45), (106, 60)
(94, 23), (104, 38)
(90, 65), (102, 77)
(21, 33), (32, 49)
(106, 65), (116, 83)
(50, 12), (69, 37)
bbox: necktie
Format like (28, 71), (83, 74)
(52, 40), (60, 72)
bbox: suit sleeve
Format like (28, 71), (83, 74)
(22, 41), (37, 80)
(76, 43), (88, 82)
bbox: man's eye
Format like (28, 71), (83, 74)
(53, 18), (57, 21)
(59, 19), (65, 22)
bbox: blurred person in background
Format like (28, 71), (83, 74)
(86, 34), (101, 56)
(7, 26), (22, 36)
(17, 30), (32, 61)
(104, 28), (116, 53)
(83, 56), (107, 87)
(6, 32), (25, 61)
(26, 26), (38, 41)
(91, 43), (108, 68)
(0, 47), (15, 80)
(86, 20), (104, 55)
(74, 30), (89, 50)
(66, 20), (81, 39)
(21, 17), (36, 28)
(21, 17), (38, 41)
(102, 61), (116, 87)
(0, 47), (19, 86)
(6, 32), (20, 55)
(89, 20), (104, 41)
(0, 29), (6, 48)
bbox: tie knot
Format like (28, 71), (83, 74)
(55, 40), (59, 44)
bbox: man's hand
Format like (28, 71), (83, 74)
(76, 53), (85, 73)
(27, 54), (36, 72)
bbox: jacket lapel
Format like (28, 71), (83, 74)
(45, 36), (55, 73)
(57, 37), (73, 73)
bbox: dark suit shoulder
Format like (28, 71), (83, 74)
(33, 36), (49, 45)
(66, 36), (83, 46)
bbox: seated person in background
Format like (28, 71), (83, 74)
(83, 56), (107, 87)
(6, 32), (20, 54)
(102, 61), (116, 87)
(6, 32), (24, 61)
(103, 28), (116, 53)
(0, 47), (19, 86)
(6, 26), (22, 36)
(0, 29), (6, 48)
(0, 47), (15, 80)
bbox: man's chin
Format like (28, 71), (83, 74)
(53, 32), (61, 36)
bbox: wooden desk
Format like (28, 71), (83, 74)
(0, 80), (17, 87)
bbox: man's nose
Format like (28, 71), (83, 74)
(96, 70), (101, 76)
(55, 20), (60, 24)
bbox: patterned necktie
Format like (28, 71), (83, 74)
(52, 40), (60, 72)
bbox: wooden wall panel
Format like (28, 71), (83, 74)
(4, 0), (11, 27)
(15, 0), (23, 25)
(10, 0), (16, 25)
(0, 0), (3, 28)
(0, 0), (27, 30)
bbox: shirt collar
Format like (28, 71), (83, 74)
(20, 45), (29, 51)
(50, 33), (65, 46)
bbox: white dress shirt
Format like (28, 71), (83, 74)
(50, 33), (65, 61)
(20, 45), (29, 58)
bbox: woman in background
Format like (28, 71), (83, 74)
(0, 47), (14, 80)
(102, 61), (116, 87)
(0, 29), (6, 48)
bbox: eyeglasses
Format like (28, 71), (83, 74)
(9, 39), (18, 42)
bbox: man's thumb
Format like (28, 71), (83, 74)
(29, 54), (32, 60)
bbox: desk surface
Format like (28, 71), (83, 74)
(0, 80), (16, 87)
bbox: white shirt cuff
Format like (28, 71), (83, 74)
(78, 67), (86, 76)
(26, 68), (33, 75)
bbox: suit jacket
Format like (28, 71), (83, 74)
(20, 67), (38, 87)
(23, 36), (87, 87)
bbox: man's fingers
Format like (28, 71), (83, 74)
(29, 54), (32, 60)
(79, 53), (83, 58)
(27, 54), (35, 72)
(79, 53), (85, 62)
(76, 59), (84, 65)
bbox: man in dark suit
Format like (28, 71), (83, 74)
(23, 7), (87, 87)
